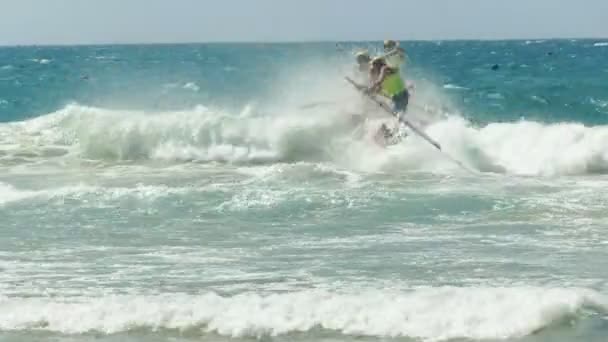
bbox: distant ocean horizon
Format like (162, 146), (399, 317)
(3, 35), (608, 47)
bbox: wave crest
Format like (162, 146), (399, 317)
(0, 287), (605, 340)
(0, 104), (363, 164)
(3, 104), (608, 176)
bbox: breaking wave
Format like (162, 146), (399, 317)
(2, 103), (608, 176)
(0, 287), (605, 341)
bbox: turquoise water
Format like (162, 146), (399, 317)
(1, 40), (608, 342)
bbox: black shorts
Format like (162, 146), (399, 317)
(392, 90), (410, 112)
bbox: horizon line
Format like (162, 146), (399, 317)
(1, 36), (607, 48)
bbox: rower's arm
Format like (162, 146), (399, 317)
(369, 66), (391, 91)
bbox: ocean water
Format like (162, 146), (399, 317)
(1, 40), (608, 342)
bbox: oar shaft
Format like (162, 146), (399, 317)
(345, 77), (442, 151)
(345, 76), (475, 173)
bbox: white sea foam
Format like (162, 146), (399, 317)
(3, 103), (608, 176)
(0, 182), (37, 205)
(443, 84), (469, 90)
(0, 287), (605, 340)
(0, 181), (194, 206)
(29, 59), (51, 64)
(183, 82), (200, 92)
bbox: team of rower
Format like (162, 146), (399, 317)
(352, 40), (410, 144)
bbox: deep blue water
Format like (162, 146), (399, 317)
(1, 40), (607, 124)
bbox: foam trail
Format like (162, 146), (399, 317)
(0, 181), (195, 206)
(0, 287), (605, 340)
